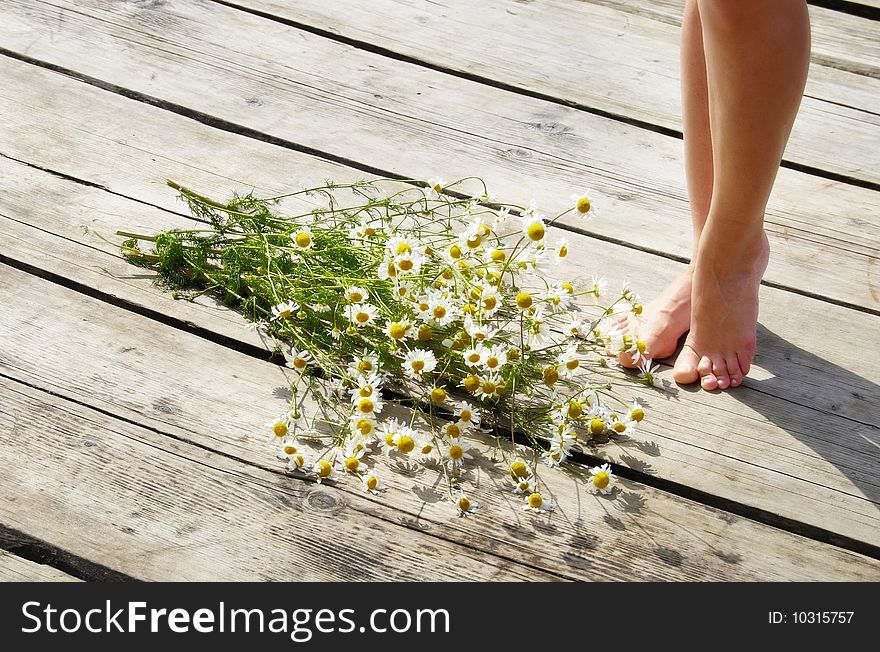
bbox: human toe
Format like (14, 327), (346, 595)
(712, 357), (730, 390)
(672, 344), (700, 384)
(726, 355), (743, 388)
(697, 356), (718, 391)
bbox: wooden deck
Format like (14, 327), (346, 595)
(1, 0), (878, 581)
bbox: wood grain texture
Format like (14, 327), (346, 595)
(0, 67), (878, 548)
(225, 0), (880, 183)
(0, 550), (81, 582)
(1, 1), (879, 314)
(2, 266), (878, 580)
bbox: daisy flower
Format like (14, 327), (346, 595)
(377, 256), (399, 281)
(337, 445), (366, 474)
(556, 345), (581, 377)
(629, 400), (646, 424)
(385, 319), (411, 342)
(349, 416), (377, 439)
(462, 344), (488, 368)
(456, 494), (478, 517)
(565, 317), (586, 339)
(386, 235), (422, 258)
(277, 439), (299, 462)
(639, 358), (661, 387)
(284, 346), (314, 373)
(481, 345), (507, 373)
(542, 282), (574, 312)
(394, 251), (425, 276)
(442, 421), (465, 440)
(362, 469), (386, 495)
(267, 413), (291, 442)
(456, 402), (481, 429)
(511, 473), (534, 495)
(478, 285), (501, 317)
(313, 459), (335, 484)
(553, 238), (570, 264)
(377, 419), (406, 456)
(526, 309), (552, 349)
(523, 492), (554, 514)
(463, 314), (498, 342)
(402, 349), (437, 378)
(591, 275), (608, 297)
(427, 176), (445, 199)
(428, 297), (459, 326)
(347, 302), (379, 328)
(349, 217), (382, 240)
(392, 429), (418, 455)
(291, 225), (315, 250)
(446, 437), (474, 469)
(348, 352), (380, 377)
(270, 300), (298, 320)
(348, 373), (382, 402)
(494, 205), (511, 225)
(571, 191), (596, 218)
(346, 286), (369, 304)
(588, 463), (617, 495)
(522, 214), (547, 243)
(474, 374), (505, 400)
(354, 394), (383, 417)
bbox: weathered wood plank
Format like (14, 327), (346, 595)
(2, 266), (878, 580)
(0, 550), (81, 582)
(226, 0), (880, 184)
(2, 2), (879, 314)
(0, 67), (878, 547)
(0, 377), (561, 582)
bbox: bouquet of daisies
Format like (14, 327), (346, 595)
(119, 177), (655, 516)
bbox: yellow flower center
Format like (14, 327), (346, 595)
(283, 444), (297, 455)
(561, 281), (574, 294)
(357, 360), (373, 373)
(433, 305), (447, 320)
(363, 226), (376, 236)
(528, 493), (543, 509)
(613, 421), (627, 433)
(418, 324), (433, 341)
(577, 197), (591, 213)
(432, 183), (443, 194)
(490, 249), (506, 262)
(449, 444), (464, 460)
(446, 423), (461, 439)
(466, 234), (482, 249)
(294, 232), (312, 248)
(510, 460), (528, 479)
(636, 339), (647, 354)
(358, 398), (375, 414)
(518, 480), (530, 492)
(316, 460), (332, 478)
(566, 358), (579, 371)
(411, 359), (425, 372)
(516, 292), (533, 309)
(461, 303), (475, 315)
(419, 302), (430, 312)
(388, 323), (407, 340)
(398, 258), (414, 271)
(467, 352), (481, 364)
(356, 311), (370, 324)
(632, 303), (643, 316)
(463, 375), (480, 393)
(396, 242), (412, 255)
(481, 380), (497, 395)
(458, 496), (471, 512)
(366, 475), (379, 490)
(386, 262), (398, 277)
(385, 432), (396, 447)
(593, 471), (610, 490)
(589, 418), (605, 435)
(482, 296), (497, 311)
(567, 401), (583, 419)
(527, 223), (545, 242)
(273, 422), (288, 438)
(349, 291), (364, 303)
(430, 387), (447, 404)
(543, 366), (559, 385)
(449, 244), (462, 259)
(459, 409), (473, 423)
(631, 407), (645, 423)
(486, 356), (499, 369)
(294, 357), (307, 370)
(397, 435), (416, 454)
(345, 456), (360, 472)
(441, 268), (454, 280)
(278, 308), (292, 319)
(355, 419), (373, 436)
(292, 453), (305, 468)
(358, 385), (373, 397)
(506, 347), (520, 361)
(421, 443), (433, 454)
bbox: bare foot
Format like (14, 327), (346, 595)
(673, 230), (770, 390)
(615, 267), (694, 368)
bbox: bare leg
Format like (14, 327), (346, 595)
(673, 0), (810, 390)
(617, 0), (713, 366)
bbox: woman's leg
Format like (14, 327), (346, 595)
(673, 0), (810, 390)
(618, 0), (713, 367)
